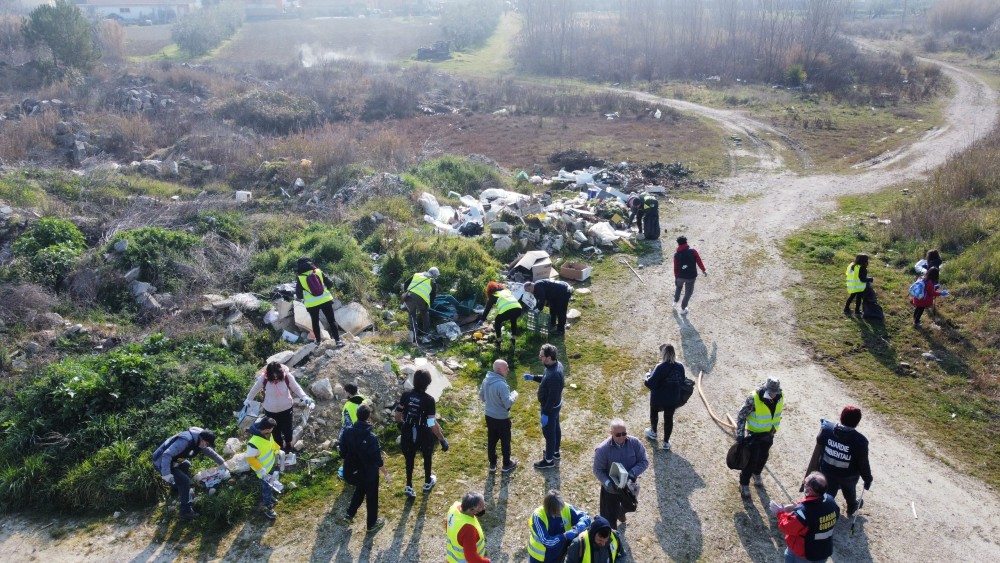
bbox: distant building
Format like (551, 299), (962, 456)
(76, 0), (202, 24)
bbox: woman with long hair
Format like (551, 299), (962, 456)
(643, 343), (685, 451)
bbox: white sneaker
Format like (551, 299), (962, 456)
(644, 428), (657, 440)
(404, 486), (417, 498)
(672, 301), (679, 308)
(681, 308), (689, 315)
(423, 475), (437, 492)
(663, 441), (671, 451)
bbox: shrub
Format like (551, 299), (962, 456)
(213, 89), (320, 134)
(12, 217), (86, 256)
(105, 227), (200, 290)
(379, 232), (501, 303)
(171, 1), (244, 56)
(786, 64), (807, 87)
(195, 210), (249, 243)
(405, 155), (508, 197)
(441, 0), (502, 50)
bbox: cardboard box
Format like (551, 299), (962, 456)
(560, 261), (592, 281)
(512, 251), (553, 281)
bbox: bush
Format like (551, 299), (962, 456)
(441, 0), (502, 50)
(195, 210), (249, 243)
(13, 217), (86, 255)
(405, 155), (508, 197)
(786, 64), (807, 87)
(105, 227), (200, 291)
(379, 232), (501, 303)
(171, 1), (244, 56)
(213, 89), (320, 134)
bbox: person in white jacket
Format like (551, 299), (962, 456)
(245, 361), (314, 451)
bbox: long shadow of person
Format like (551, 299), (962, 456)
(733, 488), (784, 563)
(397, 495), (431, 561)
(310, 487), (355, 563)
(128, 509), (175, 563)
(833, 513), (874, 562)
(673, 311), (717, 375)
(638, 237), (663, 267)
(217, 516), (276, 561)
(483, 470), (513, 563)
(652, 451), (705, 561)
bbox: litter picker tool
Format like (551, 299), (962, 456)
(850, 488), (866, 536)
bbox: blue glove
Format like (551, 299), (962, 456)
(476, 319), (484, 326)
(523, 373), (533, 381)
(940, 290), (949, 296)
(575, 520), (589, 532)
(440, 438), (449, 452)
(564, 530), (579, 542)
(541, 414), (549, 427)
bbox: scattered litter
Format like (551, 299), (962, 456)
(575, 288), (591, 295)
(569, 383), (578, 389)
(921, 352), (942, 362)
(566, 309), (582, 319)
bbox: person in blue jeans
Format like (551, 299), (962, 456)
(525, 343), (565, 470)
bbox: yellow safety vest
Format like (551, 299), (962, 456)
(580, 531), (619, 563)
(407, 273), (433, 306)
(299, 268), (334, 308)
(643, 195), (657, 210)
(527, 505), (572, 561)
(246, 433), (279, 477)
(342, 395), (366, 425)
(495, 289), (522, 315)
(446, 501), (486, 563)
(747, 392), (784, 433)
(845, 264), (866, 294)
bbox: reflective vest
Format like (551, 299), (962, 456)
(342, 395), (366, 427)
(747, 391), (783, 433)
(580, 531), (619, 563)
(845, 264), (866, 294)
(247, 433), (279, 477)
(446, 501), (486, 563)
(407, 273), (433, 306)
(527, 504), (572, 561)
(643, 194), (657, 210)
(495, 289), (522, 315)
(298, 268), (334, 308)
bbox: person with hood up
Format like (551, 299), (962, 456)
(245, 361), (314, 452)
(673, 236), (707, 314)
(478, 281), (524, 347)
(152, 427), (227, 520)
(524, 280), (573, 336)
(479, 359), (519, 473)
(565, 516), (623, 563)
(295, 256), (344, 347)
(403, 266), (439, 342)
(245, 417), (282, 520)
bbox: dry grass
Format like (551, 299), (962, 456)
(0, 111), (60, 163)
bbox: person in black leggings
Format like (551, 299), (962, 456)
(394, 369), (449, 498)
(643, 343), (685, 451)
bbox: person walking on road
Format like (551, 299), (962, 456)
(911, 266), (948, 327)
(643, 343), (685, 451)
(403, 266), (439, 342)
(395, 368), (449, 498)
(735, 377), (784, 498)
(806, 406), (872, 517)
(524, 344), (565, 470)
(244, 361), (314, 452)
(528, 489), (592, 563)
(245, 417), (281, 520)
(673, 236), (707, 314)
(295, 256), (344, 346)
(593, 419), (649, 531)
(152, 427), (227, 520)
(524, 280), (573, 336)
(338, 404), (390, 533)
(446, 491), (491, 563)
(843, 253), (870, 316)
(771, 471), (840, 563)
(478, 281), (524, 347)
(565, 515), (623, 563)
(479, 359), (519, 473)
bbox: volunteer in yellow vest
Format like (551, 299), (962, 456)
(403, 266), (440, 341)
(735, 377), (784, 499)
(528, 489), (592, 563)
(843, 253), (870, 317)
(246, 417), (281, 520)
(478, 281), (524, 346)
(337, 383), (367, 480)
(295, 256), (344, 347)
(446, 492), (490, 563)
(565, 516), (622, 563)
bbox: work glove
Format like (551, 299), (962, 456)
(564, 530), (579, 542)
(476, 316), (484, 325)
(940, 290), (949, 296)
(575, 521), (589, 533)
(305, 397), (316, 409)
(541, 414), (549, 427)
(440, 438), (450, 452)
(934, 284), (941, 289)
(735, 434), (744, 445)
(863, 480), (872, 491)
(162, 474), (175, 485)
(523, 373), (533, 381)
(602, 479), (619, 494)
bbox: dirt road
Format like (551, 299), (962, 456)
(2, 61), (998, 562)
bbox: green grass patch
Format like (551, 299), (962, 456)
(432, 12), (519, 77)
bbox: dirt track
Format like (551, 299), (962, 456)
(1, 61), (999, 562)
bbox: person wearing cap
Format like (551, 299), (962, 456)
(805, 406), (873, 517)
(152, 426), (227, 520)
(246, 417), (281, 520)
(403, 267), (439, 341)
(523, 280), (573, 336)
(673, 235), (707, 315)
(528, 489), (591, 562)
(479, 359), (519, 473)
(735, 377), (784, 498)
(295, 256), (344, 347)
(593, 419), (648, 531)
(565, 515), (623, 563)
(478, 281), (524, 346)
(445, 491), (490, 563)
(244, 361), (314, 452)
(771, 471), (840, 563)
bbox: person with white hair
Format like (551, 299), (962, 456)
(402, 266), (440, 341)
(592, 418), (648, 531)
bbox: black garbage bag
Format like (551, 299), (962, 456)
(862, 283), (884, 321)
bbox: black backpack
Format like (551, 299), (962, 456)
(678, 377), (696, 406)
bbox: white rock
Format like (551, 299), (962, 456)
(223, 437), (243, 457)
(334, 302), (372, 335)
(310, 378), (335, 401)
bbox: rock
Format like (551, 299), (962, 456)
(124, 267), (141, 282)
(63, 324), (85, 336)
(334, 303), (372, 335)
(495, 235), (513, 253)
(310, 378), (335, 401)
(70, 141), (86, 166)
(267, 350), (295, 365)
(226, 324), (245, 343)
(287, 343), (317, 367)
(12, 360), (27, 370)
(263, 310), (280, 326)
(138, 160), (162, 176)
(567, 308), (582, 319)
(211, 299), (234, 310)
(130, 280), (155, 297)
(22, 342), (42, 356)
(490, 222), (512, 234)
(114, 240), (129, 253)
(35, 312), (64, 329)
(383, 360), (394, 373)
(137, 293), (162, 313)
(223, 310), (243, 324)
(404, 358), (451, 401)
(223, 437), (243, 457)
(230, 293), (261, 310)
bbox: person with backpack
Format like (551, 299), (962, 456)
(528, 489), (592, 563)
(914, 249), (943, 276)
(844, 254), (870, 316)
(673, 236), (707, 314)
(295, 256), (344, 347)
(735, 377), (784, 499)
(805, 406), (873, 518)
(478, 281), (524, 347)
(339, 404), (390, 533)
(910, 266), (948, 327)
(244, 361), (314, 452)
(564, 516), (623, 563)
(523, 343), (565, 470)
(395, 369), (449, 498)
(643, 343), (685, 451)
(402, 267), (439, 342)
(152, 427), (227, 521)
(245, 417), (281, 520)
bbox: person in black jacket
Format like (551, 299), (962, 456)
(643, 343), (685, 451)
(295, 256), (343, 346)
(806, 406), (873, 517)
(338, 404), (390, 533)
(395, 369), (449, 498)
(524, 280), (573, 336)
(523, 343), (565, 470)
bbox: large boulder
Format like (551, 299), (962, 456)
(334, 303), (372, 336)
(310, 378), (335, 401)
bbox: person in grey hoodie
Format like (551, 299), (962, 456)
(479, 359), (519, 473)
(152, 427), (228, 520)
(524, 343), (564, 470)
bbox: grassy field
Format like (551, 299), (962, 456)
(124, 24), (174, 58)
(431, 12), (519, 77)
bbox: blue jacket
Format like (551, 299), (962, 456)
(644, 361), (684, 408)
(530, 503), (592, 562)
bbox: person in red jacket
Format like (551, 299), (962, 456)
(673, 236), (707, 314)
(772, 472), (840, 563)
(911, 266), (948, 327)
(446, 492), (490, 563)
